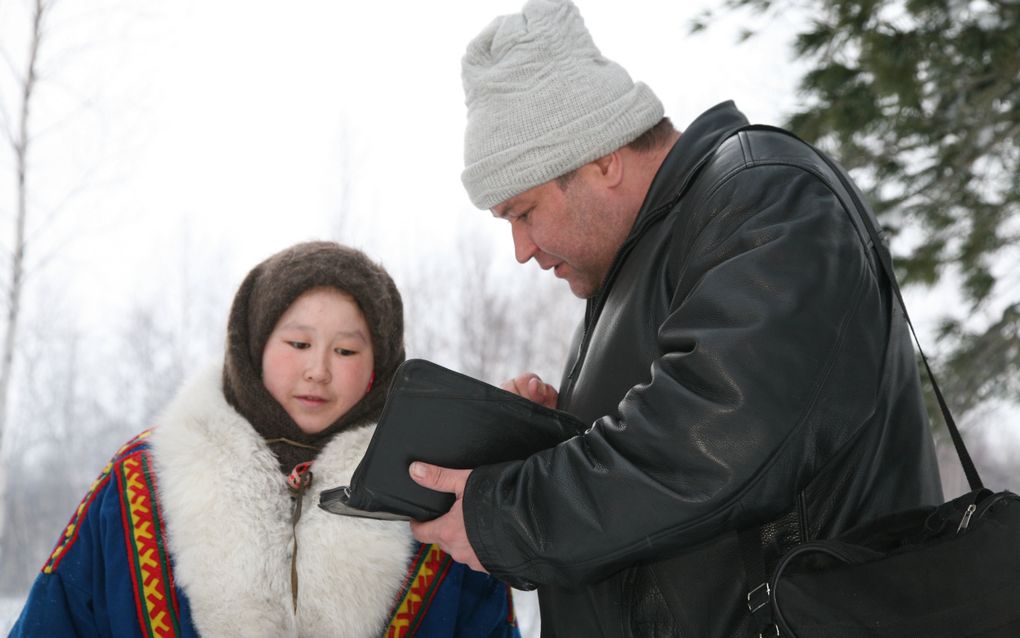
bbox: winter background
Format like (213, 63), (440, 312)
(1, 0), (1017, 635)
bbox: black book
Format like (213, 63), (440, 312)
(319, 359), (585, 521)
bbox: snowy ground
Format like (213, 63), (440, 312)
(1, 596), (24, 634)
(513, 589), (540, 637)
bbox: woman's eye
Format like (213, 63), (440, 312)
(287, 341), (310, 350)
(336, 348), (356, 356)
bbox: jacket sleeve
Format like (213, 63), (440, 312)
(9, 571), (99, 638)
(464, 164), (889, 587)
(9, 464), (136, 638)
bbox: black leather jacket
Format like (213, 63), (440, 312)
(464, 102), (944, 637)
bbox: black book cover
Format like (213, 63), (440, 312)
(319, 359), (585, 521)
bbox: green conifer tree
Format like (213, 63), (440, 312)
(695, 0), (1020, 415)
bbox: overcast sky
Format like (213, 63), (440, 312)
(1, 0), (809, 319)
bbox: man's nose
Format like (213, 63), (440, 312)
(511, 222), (537, 264)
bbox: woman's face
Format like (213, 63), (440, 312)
(261, 287), (374, 434)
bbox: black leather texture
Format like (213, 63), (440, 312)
(319, 359), (585, 522)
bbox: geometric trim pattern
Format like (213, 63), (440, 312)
(42, 430), (152, 574)
(385, 543), (453, 637)
(118, 444), (182, 638)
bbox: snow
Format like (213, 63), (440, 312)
(0, 596), (25, 634)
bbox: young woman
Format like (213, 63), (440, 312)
(11, 241), (518, 637)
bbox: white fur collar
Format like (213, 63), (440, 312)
(150, 364), (414, 637)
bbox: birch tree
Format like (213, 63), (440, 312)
(0, 0), (50, 549)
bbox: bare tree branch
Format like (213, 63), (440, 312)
(0, 0), (49, 556)
(1, 0), (46, 440)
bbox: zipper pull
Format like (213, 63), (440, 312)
(288, 461), (314, 525)
(956, 503), (976, 533)
(286, 462), (314, 612)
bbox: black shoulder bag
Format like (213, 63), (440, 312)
(743, 129), (1020, 638)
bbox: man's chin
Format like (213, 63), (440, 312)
(565, 277), (596, 299)
(549, 264), (596, 298)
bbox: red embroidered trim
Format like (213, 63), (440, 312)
(506, 585), (518, 627)
(386, 544), (452, 637)
(42, 431), (152, 574)
(118, 444), (181, 638)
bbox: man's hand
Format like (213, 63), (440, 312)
(501, 372), (558, 408)
(408, 462), (487, 573)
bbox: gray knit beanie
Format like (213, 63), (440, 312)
(461, 0), (664, 210)
(223, 241), (405, 473)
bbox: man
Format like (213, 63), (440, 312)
(410, 0), (944, 636)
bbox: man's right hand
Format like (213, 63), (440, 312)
(501, 372), (558, 409)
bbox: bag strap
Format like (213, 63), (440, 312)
(727, 124), (984, 635)
(739, 124), (982, 489)
(803, 134), (982, 490)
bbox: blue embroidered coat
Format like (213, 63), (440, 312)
(10, 365), (518, 637)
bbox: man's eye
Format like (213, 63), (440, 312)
(287, 341), (310, 350)
(507, 207), (533, 224)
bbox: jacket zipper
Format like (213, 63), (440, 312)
(561, 125), (749, 396)
(563, 202), (676, 394)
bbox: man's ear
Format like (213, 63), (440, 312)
(592, 151), (624, 189)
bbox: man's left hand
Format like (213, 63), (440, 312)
(408, 462), (487, 573)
